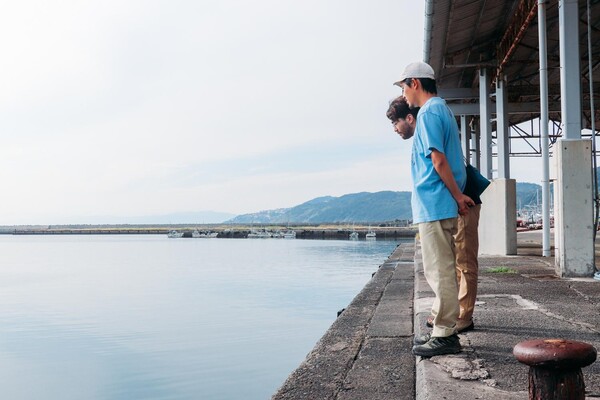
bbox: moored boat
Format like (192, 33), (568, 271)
(167, 230), (184, 238)
(366, 227), (376, 240)
(282, 230), (296, 239)
(247, 229), (272, 238)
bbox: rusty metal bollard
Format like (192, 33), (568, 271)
(513, 339), (597, 400)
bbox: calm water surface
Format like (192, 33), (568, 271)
(0, 235), (403, 399)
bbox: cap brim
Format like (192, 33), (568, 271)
(393, 76), (408, 86)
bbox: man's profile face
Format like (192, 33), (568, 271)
(393, 116), (414, 140)
(399, 79), (417, 108)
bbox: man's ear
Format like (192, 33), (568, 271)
(411, 78), (420, 90)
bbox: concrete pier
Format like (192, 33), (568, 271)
(273, 231), (600, 399)
(272, 243), (416, 399)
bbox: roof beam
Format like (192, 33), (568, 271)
(438, 88), (479, 100)
(496, 0), (538, 77)
(449, 101), (562, 115)
(440, 82), (600, 100)
(450, 100), (596, 115)
(512, 82), (600, 96)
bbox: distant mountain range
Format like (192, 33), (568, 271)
(227, 191), (412, 224)
(227, 183), (545, 224)
(46, 183), (546, 225)
(516, 182), (544, 209)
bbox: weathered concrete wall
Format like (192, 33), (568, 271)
(479, 179), (517, 255)
(554, 139), (595, 277)
(271, 243), (416, 400)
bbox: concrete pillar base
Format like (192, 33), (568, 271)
(554, 139), (594, 277)
(479, 179), (517, 256)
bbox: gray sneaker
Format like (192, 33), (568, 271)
(413, 333), (430, 345)
(412, 334), (461, 357)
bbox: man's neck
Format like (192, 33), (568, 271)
(414, 92), (436, 108)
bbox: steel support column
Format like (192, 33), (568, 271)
(559, 0), (582, 139)
(460, 115), (470, 164)
(496, 76), (510, 179)
(479, 69), (493, 179)
(554, 0), (594, 276)
(472, 121), (480, 169)
(480, 75), (517, 256)
(538, 0), (551, 257)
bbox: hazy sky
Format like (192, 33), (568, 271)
(2, 1), (543, 224)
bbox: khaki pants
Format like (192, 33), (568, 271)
(419, 218), (459, 337)
(455, 204), (481, 323)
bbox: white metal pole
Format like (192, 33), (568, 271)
(559, 0), (582, 139)
(479, 69), (493, 179)
(460, 115), (470, 163)
(587, 0), (599, 246)
(538, 0), (551, 257)
(496, 76), (510, 179)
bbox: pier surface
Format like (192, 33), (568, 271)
(272, 230), (600, 399)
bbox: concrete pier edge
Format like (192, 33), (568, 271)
(273, 232), (600, 399)
(412, 238), (527, 400)
(272, 242), (416, 399)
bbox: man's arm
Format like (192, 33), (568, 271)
(430, 149), (475, 215)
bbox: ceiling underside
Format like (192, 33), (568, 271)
(424, 0), (600, 128)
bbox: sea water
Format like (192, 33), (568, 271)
(0, 234), (404, 399)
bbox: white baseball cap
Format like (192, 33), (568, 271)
(394, 61), (435, 86)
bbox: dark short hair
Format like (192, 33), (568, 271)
(404, 77), (437, 95)
(418, 78), (437, 94)
(386, 96), (419, 122)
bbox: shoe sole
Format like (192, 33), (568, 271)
(413, 335), (430, 345)
(412, 346), (461, 357)
(457, 322), (475, 333)
(424, 320), (474, 332)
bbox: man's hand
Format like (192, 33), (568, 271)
(457, 193), (475, 215)
(430, 150), (476, 215)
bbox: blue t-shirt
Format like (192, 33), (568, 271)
(411, 97), (466, 223)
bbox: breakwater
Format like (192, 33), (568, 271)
(8, 226), (417, 239)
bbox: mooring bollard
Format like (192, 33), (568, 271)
(513, 339), (597, 400)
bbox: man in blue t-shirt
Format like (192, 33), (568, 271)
(394, 61), (474, 357)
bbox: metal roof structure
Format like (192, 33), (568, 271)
(423, 0), (600, 132)
(420, 0), (600, 271)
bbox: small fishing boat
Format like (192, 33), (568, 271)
(247, 229), (272, 238)
(282, 230), (296, 239)
(167, 230), (184, 238)
(366, 227), (376, 240)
